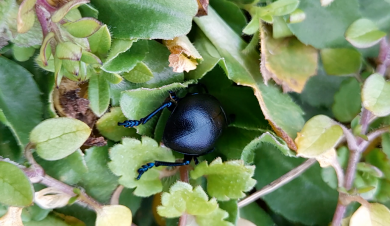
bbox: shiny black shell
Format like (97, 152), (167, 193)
(162, 93), (227, 155)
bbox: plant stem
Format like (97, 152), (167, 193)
(110, 185), (124, 205)
(238, 158), (316, 208)
(331, 37), (390, 226)
(178, 165), (190, 226)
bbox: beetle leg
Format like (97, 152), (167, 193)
(136, 155), (192, 180)
(118, 101), (173, 128)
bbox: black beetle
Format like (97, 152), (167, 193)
(118, 90), (228, 180)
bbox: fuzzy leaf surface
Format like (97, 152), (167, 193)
(108, 136), (175, 197)
(157, 181), (218, 217)
(190, 157), (256, 201)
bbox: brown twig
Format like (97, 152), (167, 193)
(238, 158), (316, 208)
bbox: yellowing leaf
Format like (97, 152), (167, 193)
(96, 205), (132, 226)
(362, 73), (390, 117)
(295, 115), (343, 158)
(190, 158), (256, 201)
(108, 137), (175, 197)
(34, 187), (74, 209)
(157, 181), (218, 218)
(350, 203), (390, 226)
(17, 0), (37, 33)
(164, 36), (202, 72)
(0, 207), (23, 226)
(261, 23), (318, 93)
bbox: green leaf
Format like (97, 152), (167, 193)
(96, 107), (139, 142)
(186, 27), (222, 80)
(239, 203), (274, 226)
(122, 62), (154, 83)
(273, 16), (293, 39)
(88, 73), (110, 117)
(332, 78), (361, 122)
(108, 136), (175, 197)
(241, 132), (295, 164)
(242, 16), (260, 35)
(157, 181), (218, 217)
(190, 158), (256, 201)
(102, 72), (123, 84)
(30, 118), (91, 160)
(0, 56), (43, 146)
(196, 208), (234, 226)
(63, 18), (102, 38)
(35, 150), (87, 185)
(383, 132), (390, 158)
(0, 123), (22, 161)
(359, 0), (390, 32)
(0, 161), (34, 207)
(195, 7), (305, 147)
(321, 146), (349, 189)
(88, 25), (111, 58)
(51, 0), (89, 22)
(78, 4), (99, 18)
(287, 0), (360, 48)
(345, 18), (386, 48)
(22, 204), (50, 222)
(93, 0), (197, 39)
(12, 45), (35, 62)
(268, 0), (299, 16)
(105, 39), (135, 63)
(120, 82), (192, 136)
(262, 24), (318, 93)
(218, 200), (238, 225)
(79, 146), (119, 203)
(209, 0), (247, 35)
(362, 73), (390, 117)
(102, 40), (148, 73)
(24, 213), (86, 226)
(254, 145), (338, 225)
(296, 115), (343, 158)
(321, 48), (361, 75)
(288, 8), (306, 23)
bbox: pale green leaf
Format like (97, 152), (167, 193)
(88, 25), (111, 58)
(88, 73), (110, 117)
(122, 61), (154, 83)
(108, 136), (175, 197)
(157, 181), (218, 217)
(30, 118), (91, 160)
(63, 18), (102, 38)
(345, 18), (386, 48)
(296, 115), (343, 158)
(350, 203), (390, 226)
(269, 0), (299, 16)
(12, 45), (35, 62)
(190, 157), (256, 201)
(96, 205), (132, 226)
(196, 208), (234, 226)
(0, 161), (34, 207)
(362, 73), (390, 117)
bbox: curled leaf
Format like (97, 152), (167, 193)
(17, 0), (37, 33)
(39, 32), (55, 66)
(34, 187), (73, 209)
(164, 36), (202, 72)
(157, 181), (218, 218)
(190, 157), (256, 201)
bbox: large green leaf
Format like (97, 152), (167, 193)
(239, 203), (274, 226)
(254, 144), (338, 225)
(0, 123), (22, 161)
(0, 161), (34, 207)
(92, 0), (198, 39)
(30, 118), (91, 160)
(209, 0), (246, 35)
(194, 7), (304, 149)
(287, 0), (360, 48)
(35, 150), (87, 185)
(79, 146), (119, 203)
(0, 56), (43, 146)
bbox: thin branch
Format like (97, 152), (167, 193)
(238, 158), (316, 208)
(338, 124), (358, 152)
(359, 126), (390, 152)
(178, 165), (190, 226)
(331, 160), (345, 188)
(110, 185), (124, 205)
(24, 143), (103, 211)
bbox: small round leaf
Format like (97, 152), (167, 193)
(362, 73), (390, 117)
(30, 118), (91, 160)
(345, 18), (386, 48)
